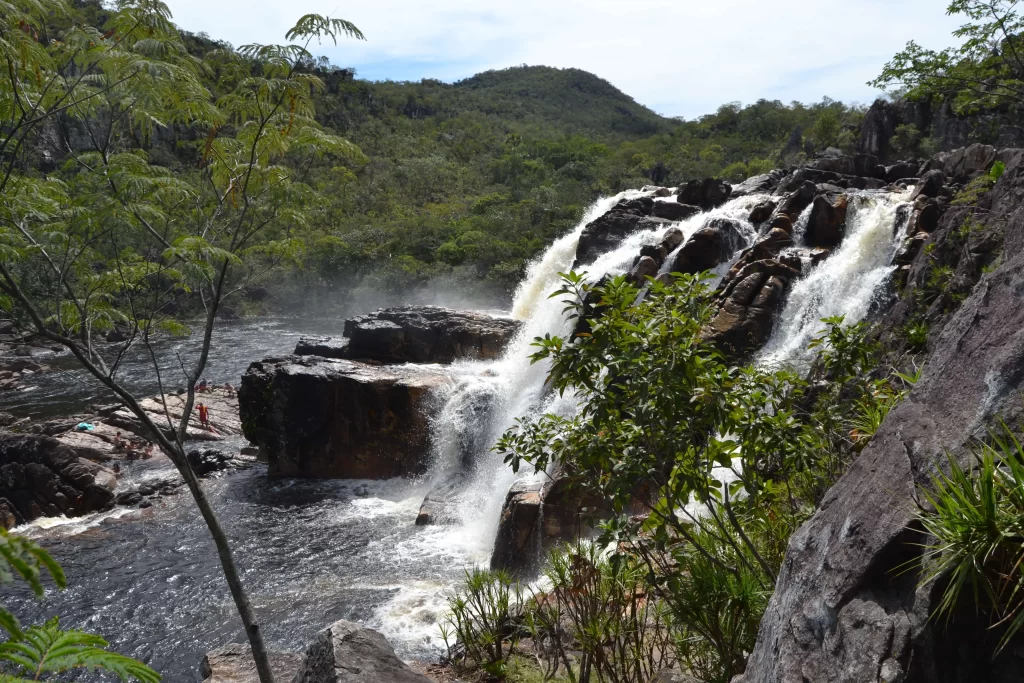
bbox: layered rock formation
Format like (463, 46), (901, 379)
(294, 307), (522, 365)
(340, 306), (522, 364)
(0, 432), (117, 527)
(239, 356), (447, 479)
(490, 474), (603, 573)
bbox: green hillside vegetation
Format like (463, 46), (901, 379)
(287, 75), (868, 305)
(21, 1), (872, 311)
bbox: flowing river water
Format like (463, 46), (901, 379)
(0, 186), (911, 681)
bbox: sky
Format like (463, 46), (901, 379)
(165, 0), (963, 120)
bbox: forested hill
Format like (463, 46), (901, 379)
(319, 66), (674, 140)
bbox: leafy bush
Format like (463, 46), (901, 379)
(526, 542), (677, 683)
(919, 427), (1024, 653)
(442, 568), (524, 677)
(904, 320), (930, 351)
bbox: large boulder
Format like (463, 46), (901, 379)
(731, 170), (786, 197)
(942, 142), (997, 183)
(651, 200), (701, 222)
(740, 158), (1024, 683)
(200, 643), (305, 683)
(340, 306), (522, 365)
(293, 620), (431, 683)
(677, 178), (732, 210)
(491, 474), (601, 574)
(665, 218), (747, 275)
(575, 197), (665, 267)
(704, 258), (802, 360)
(804, 194), (849, 248)
(776, 180), (817, 220)
(239, 356), (447, 479)
(910, 169), (946, 201)
(0, 432), (117, 526)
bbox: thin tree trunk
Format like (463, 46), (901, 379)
(177, 451), (277, 683)
(0, 262), (278, 683)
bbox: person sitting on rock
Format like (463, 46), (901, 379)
(112, 432), (124, 451)
(197, 378), (209, 393)
(223, 383), (236, 398)
(143, 443), (154, 459)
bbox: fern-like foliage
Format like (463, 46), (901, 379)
(0, 619), (159, 683)
(0, 530), (159, 682)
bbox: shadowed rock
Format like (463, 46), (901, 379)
(666, 217), (746, 276)
(677, 177), (732, 210)
(240, 356), (447, 479)
(805, 194), (849, 248)
(340, 306), (522, 365)
(0, 432), (117, 527)
(739, 152), (1024, 683)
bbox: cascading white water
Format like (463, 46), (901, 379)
(757, 188), (912, 367)
(374, 182), (912, 653)
(371, 188), (768, 650)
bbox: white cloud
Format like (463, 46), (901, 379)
(168, 0), (962, 118)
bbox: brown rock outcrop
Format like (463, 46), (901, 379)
(239, 356), (447, 479)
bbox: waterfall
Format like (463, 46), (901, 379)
(373, 182), (911, 652)
(757, 188), (912, 368)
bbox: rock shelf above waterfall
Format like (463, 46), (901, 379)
(294, 306), (523, 365)
(239, 356), (448, 479)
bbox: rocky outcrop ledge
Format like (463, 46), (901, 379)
(239, 356), (448, 479)
(0, 432), (117, 527)
(295, 306), (522, 365)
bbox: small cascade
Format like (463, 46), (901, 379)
(758, 188), (912, 368)
(790, 203), (814, 245)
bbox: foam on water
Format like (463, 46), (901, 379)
(758, 188), (912, 368)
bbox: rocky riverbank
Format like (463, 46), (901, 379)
(0, 387), (249, 528)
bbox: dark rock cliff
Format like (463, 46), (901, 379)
(739, 154), (1024, 682)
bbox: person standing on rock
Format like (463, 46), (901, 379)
(198, 403), (210, 430)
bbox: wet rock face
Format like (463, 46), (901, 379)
(186, 448), (233, 477)
(0, 432), (117, 527)
(677, 178), (733, 210)
(200, 643), (305, 683)
(293, 619), (431, 683)
(575, 197), (661, 268)
(805, 194), (849, 248)
(667, 218), (747, 275)
(340, 306), (522, 365)
(490, 475), (600, 574)
(239, 356), (447, 479)
(575, 195), (695, 268)
(731, 170), (786, 197)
